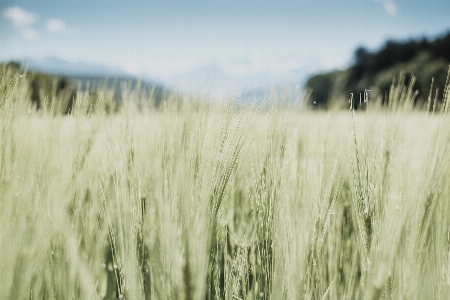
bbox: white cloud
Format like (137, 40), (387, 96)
(2, 6), (40, 42)
(383, 1), (398, 16)
(2, 6), (37, 27)
(376, 0), (399, 16)
(46, 19), (66, 32)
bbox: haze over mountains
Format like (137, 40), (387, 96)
(17, 55), (320, 99)
(23, 57), (131, 78)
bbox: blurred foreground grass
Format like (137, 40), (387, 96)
(1, 65), (450, 299)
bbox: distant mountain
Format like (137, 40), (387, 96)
(22, 57), (131, 78)
(163, 63), (237, 97)
(14, 57), (170, 103)
(1, 59), (172, 112)
(12, 56), (318, 105)
(163, 61), (318, 102)
(69, 75), (169, 106)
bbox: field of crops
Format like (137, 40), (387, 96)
(1, 67), (450, 299)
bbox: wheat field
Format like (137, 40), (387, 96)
(1, 66), (450, 299)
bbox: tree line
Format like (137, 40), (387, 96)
(305, 30), (450, 109)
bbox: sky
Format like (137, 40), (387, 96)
(1, 0), (450, 81)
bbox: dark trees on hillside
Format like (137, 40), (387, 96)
(3, 61), (77, 112)
(305, 30), (450, 109)
(305, 72), (340, 109)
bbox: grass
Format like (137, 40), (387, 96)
(1, 65), (450, 299)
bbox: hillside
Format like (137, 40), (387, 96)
(305, 30), (450, 109)
(0, 61), (171, 113)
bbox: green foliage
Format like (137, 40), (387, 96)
(305, 31), (450, 109)
(304, 71), (340, 109)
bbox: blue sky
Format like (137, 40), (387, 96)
(1, 0), (450, 80)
